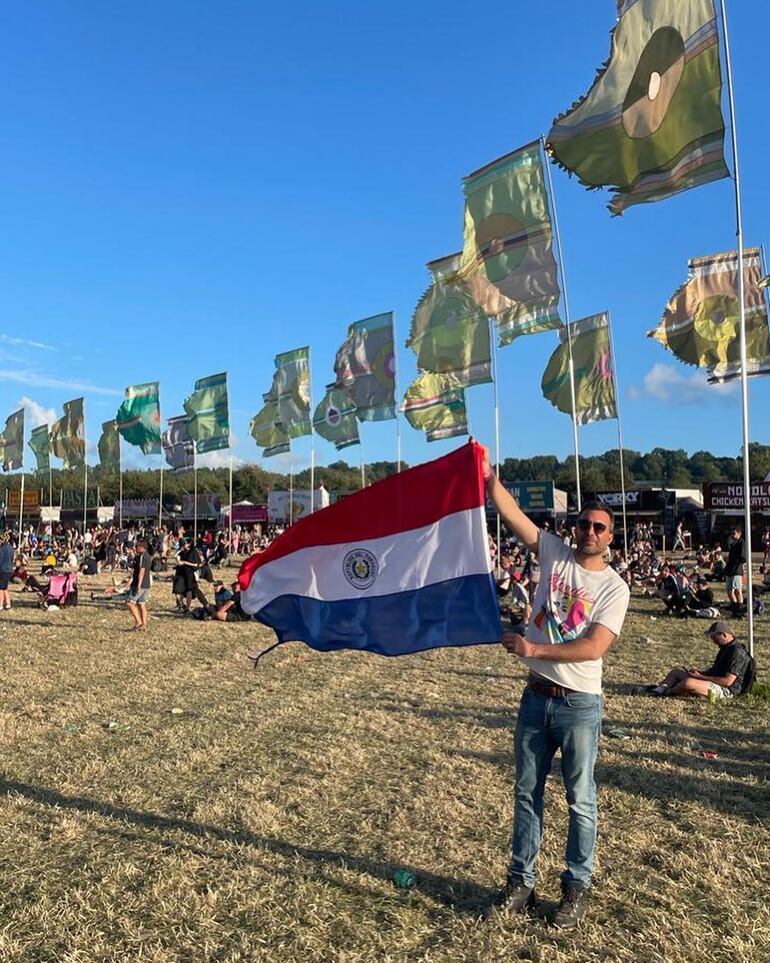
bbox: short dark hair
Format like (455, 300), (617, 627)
(577, 500), (614, 528)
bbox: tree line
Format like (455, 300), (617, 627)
(4, 445), (770, 506)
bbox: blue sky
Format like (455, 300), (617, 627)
(1, 0), (768, 475)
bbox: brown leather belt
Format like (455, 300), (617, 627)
(527, 675), (578, 698)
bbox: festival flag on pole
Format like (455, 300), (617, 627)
(455, 143), (562, 346)
(115, 382), (161, 454)
(28, 424), (50, 473)
(162, 415), (195, 473)
(759, 275), (770, 290)
(547, 0), (728, 216)
(97, 420), (121, 471)
(49, 397), (85, 469)
(334, 313), (397, 421)
(313, 385), (360, 450)
(648, 248), (770, 382)
(542, 313), (618, 424)
(238, 441), (501, 656)
(249, 402), (291, 458)
(184, 372), (230, 453)
(266, 347), (312, 439)
(407, 260), (492, 387)
(0, 409), (24, 471)
(403, 372), (469, 442)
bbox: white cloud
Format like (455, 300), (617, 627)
(197, 432), (243, 469)
(0, 368), (121, 396)
(629, 362), (738, 406)
(0, 334), (58, 352)
(16, 395), (57, 428)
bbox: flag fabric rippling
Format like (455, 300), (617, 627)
(648, 248), (770, 383)
(116, 382), (161, 455)
(547, 0), (728, 215)
(403, 372), (469, 442)
(238, 442), (502, 657)
(49, 398), (85, 470)
(542, 313), (618, 424)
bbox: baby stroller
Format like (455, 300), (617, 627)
(39, 572), (79, 609)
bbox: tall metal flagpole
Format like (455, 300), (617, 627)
(543, 136), (582, 511)
(489, 317), (502, 577)
(82, 402), (88, 533)
(307, 349), (316, 513)
(226, 371), (233, 560)
(721, 0), (754, 656)
(193, 446), (198, 545)
(18, 471), (25, 538)
(118, 434), (123, 531)
(289, 461), (294, 526)
(391, 311), (402, 472)
(606, 312), (629, 558)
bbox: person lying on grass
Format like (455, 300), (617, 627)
(647, 620), (752, 699)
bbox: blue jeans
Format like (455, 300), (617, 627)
(510, 686), (602, 889)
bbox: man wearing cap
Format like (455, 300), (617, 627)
(478, 444), (630, 930)
(648, 620), (752, 698)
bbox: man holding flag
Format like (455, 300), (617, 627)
(480, 445), (629, 929)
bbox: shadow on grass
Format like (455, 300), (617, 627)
(597, 761), (769, 821)
(0, 777), (495, 913)
(362, 698), (513, 730)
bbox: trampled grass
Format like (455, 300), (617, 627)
(0, 571), (768, 962)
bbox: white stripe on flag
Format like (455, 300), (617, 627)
(241, 507), (491, 614)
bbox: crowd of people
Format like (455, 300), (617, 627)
(0, 519), (282, 627)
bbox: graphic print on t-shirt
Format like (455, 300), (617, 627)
(533, 568), (596, 643)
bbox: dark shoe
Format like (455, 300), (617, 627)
(482, 876), (535, 920)
(552, 882), (590, 930)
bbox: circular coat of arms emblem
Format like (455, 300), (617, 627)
(342, 549), (378, 590)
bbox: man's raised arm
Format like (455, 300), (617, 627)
(477, 441), (540, 553)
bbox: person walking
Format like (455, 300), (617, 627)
(126, 537), (152, 631)
(0, 532), (15, 611)
(479, 444), (630, 929)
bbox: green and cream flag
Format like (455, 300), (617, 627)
(266, 347), (312, 439)
(403, 372), (469, 442)
(313, 385), (360, 450)
(116, 382), (161, 455)
(249, 402), (290, 458)
(456, 142), (562, 346)
(29, 424), (50, 473)
(542, 313), (617, 424)
(184, 372), (230, 453)
(547, 0), (728, 216)
(759, 275), (770, 290)
(0, 409), (24, 471)
(49, 397), (85, 469)
(648, 248), (770, 383)
(334, 312), (396, 421)
(98, 419), (121, 471)
(407, 256), (492, 388)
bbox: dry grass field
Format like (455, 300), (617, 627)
(0, 567), (768, 963)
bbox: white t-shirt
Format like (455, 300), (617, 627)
(521, 532), (630, 694)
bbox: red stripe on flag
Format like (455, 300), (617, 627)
(239, 441), (486, 589)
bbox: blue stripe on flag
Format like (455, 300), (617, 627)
(253, 573), (503, 656)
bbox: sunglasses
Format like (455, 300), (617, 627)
(577, 518), (608, 535)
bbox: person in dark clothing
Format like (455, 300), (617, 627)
(647, 620), (752, 698)
(127, 538), (152, 631)
(214, 586), (251, 622)
(724, 526), (746, 616)
(173, 538), (201, 612)
(682, 575), (715, 616)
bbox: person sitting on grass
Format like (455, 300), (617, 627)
(646, 621), (753, 699)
